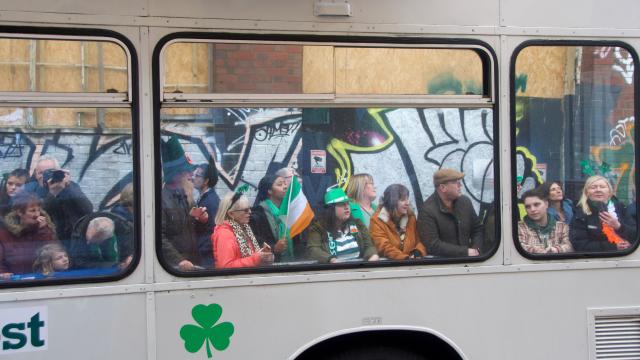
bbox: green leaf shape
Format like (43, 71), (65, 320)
(209, 322), (235, 351)
(192, 304), (222, 329)
(180, 324), (206, 353)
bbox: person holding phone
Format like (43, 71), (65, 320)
(213, 191), (274, 268)
(570, 175), (633, 252)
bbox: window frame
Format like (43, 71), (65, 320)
(153, 32), (500, 277)
(510, 39), (640, 260)
(0, 26), (140, 288)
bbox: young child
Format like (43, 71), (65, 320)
(33, 243), (70, 276)
(0, 168), (29, 217)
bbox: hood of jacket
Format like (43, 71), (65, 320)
(3, 209), (56, 237)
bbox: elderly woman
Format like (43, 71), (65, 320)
(213, 191), (274, 269)
(370, 184), (426, 260)
(345, 173), (378, 227)
(518, 189), (572, 254)
(570, 175), (633, 252)
(0, 192), (57, 278)
(307, 187), (379, 263)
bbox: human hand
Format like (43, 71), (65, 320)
(36, 216), (47, 229)
(189, 207), (209, 223)
(273, 238), (287, 254)
(0, 273), (13, 280)
(616, 240), (631, 250)
(599, 212), (621, 230)
(178, 259), (195, 271)
(368, 254), (380, 261)
(118, 255), (133, 270)
(468, 248), (480, 256)
(329, 258), (338, 263)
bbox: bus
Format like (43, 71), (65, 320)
(0, 0), (638, 359)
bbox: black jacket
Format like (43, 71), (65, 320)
(69, 211), (134, 269)
(43, 181), (93, 248)
(570, 199), (633, 252)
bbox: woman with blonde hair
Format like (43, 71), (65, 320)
(570, 175), (633, 252)
(345, 173), (377, 227)
(212, 190), (274, 268)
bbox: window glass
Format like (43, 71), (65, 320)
(0, 33), (135, 286)
(514, 45), (636, 256)
(162, 42), (485, 96)
(0, 38), (128, 93)
(159, 106), (496, 272)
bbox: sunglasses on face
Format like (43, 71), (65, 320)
(230, 207), (251, 214)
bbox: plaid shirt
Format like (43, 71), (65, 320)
(517, 221), (573, 254)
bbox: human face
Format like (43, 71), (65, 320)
(524, 196), (548, 224)
(269, 177), (288, 202)
(52, 251), (69, 271)
(228, 199), (251, 225)
(334, 201), (351, 223)
(586, 179), (612, 203)
(19, 203), (41, 228)
(192, 168), (206, 191)
(6, 175), (26, 197)
(549, 183), (563, 202)
(35, 159), (57, 186)
(364, 179), (376, 202)
(440, 179), (463, 201)
(395, 196), (410, 216)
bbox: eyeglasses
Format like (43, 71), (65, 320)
(230, 208), (251, 214)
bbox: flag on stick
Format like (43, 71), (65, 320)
(280, 175), (314, 238)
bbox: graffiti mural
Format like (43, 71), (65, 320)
(161, 106), (496, 214)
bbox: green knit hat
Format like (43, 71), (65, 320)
(324, 187), (350, 205)
(161, 135), (194, 182)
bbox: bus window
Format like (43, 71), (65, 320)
(512, 43), (637, 257)
(157, 38), (497, 275)
(0, 34), (137, 286)
(161, 42), (487, 97)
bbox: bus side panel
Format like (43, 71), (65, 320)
(155, 268), (640, 360)
(0, 293), (147, 360)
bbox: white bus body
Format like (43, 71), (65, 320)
(0, 1), (638, 359)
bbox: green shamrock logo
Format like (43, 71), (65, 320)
(180, 304), (235, 358)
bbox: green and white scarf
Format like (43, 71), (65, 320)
(261, 199), (294, 260)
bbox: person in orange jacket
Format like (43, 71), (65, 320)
(370, 184), (426, 260)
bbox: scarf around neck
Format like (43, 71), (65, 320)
(262, 199), (293, 259)
(524, 215), (556, 236)
(228, 219), (261, 257)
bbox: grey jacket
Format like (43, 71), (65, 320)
(417, 193), (483, 257)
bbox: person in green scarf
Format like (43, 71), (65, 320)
(250, 174), (297, 262)
(517, 189), (573, 254)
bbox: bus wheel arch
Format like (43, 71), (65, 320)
(292, 327), (466, 360)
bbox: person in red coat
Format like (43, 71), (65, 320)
(212, 191), (274, 269)
(0, 192), (58, 278)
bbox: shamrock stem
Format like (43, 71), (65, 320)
(206, 339), (212, 358)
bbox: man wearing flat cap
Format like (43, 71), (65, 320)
(417, 168), (483, 257)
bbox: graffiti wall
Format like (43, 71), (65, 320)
(161, 106), (495, 214)
(0, 130), (133, 209)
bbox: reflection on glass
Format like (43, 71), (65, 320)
(0, 108), (134, 282)
(0, 38), (128, 93)
(514, 45), (636, 255)
(162, 42), (484, 95)
(159, 106), (496, 272)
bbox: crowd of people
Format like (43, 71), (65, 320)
(518, 176), (635, 254)
(0, 155), (134, 280)
(1, 136), (636, 278)
(159, 134), (637, 271)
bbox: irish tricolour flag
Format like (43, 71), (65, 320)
(280, 175), (314, 237)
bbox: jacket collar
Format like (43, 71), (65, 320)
(378, 207), (409, 230)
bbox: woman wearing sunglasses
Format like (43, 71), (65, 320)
(213, 191), (274, 268)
